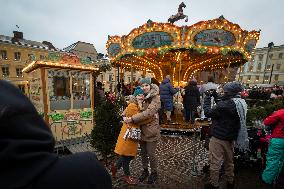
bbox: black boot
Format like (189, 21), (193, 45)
(138, 169), (149, 182)
(147, 171), (158, 184)
(227, 181), (235, 189)
(204, 183), (218, 189)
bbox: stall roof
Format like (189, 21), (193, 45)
(23, 54), (99, 73)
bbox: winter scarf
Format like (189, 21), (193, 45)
(232, 97), (249, 152)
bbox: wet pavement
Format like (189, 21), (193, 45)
(111, 135), (271, 189)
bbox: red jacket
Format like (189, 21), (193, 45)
(264, 109), (284, 138)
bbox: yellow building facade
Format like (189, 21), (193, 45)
(0, 31), (57, 94)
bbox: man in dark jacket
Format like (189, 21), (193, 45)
(0, 80), (112, 189)
(183, 79), (200, 123)
(204, 81), (245, 189)
(159, 75), (178, 123)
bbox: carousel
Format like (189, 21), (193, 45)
(23, 53), (99, 141)
(106, 2), (260, 128)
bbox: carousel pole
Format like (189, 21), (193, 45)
(131, 62), (134, 94)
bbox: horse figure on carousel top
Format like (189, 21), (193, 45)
(168, 2), (188, 24)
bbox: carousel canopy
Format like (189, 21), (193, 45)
(23, 53), (99, 73)
(106, 16), (260, 83)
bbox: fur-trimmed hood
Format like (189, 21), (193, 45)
(145, 84), (159, 99)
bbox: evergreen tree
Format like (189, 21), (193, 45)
(91, 93), (123, 165)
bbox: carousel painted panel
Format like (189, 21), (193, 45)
(107, 43), (121, 57)
(194, 29), (236, 47)
(132, 32), (173, 49)
(245, 39), (257, 53)
(29, 69), (44, 115)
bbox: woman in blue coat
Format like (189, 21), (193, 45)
(159, 75), (178, 123)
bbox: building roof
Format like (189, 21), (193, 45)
(62, 41), (98, 58)
(0, 34), (57, 51)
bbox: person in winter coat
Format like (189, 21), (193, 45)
(204, 81), (248, 189)
(124, 77), (161, 184)
(159, 75), (178, 123)
(200, 76), (218, 118)
(183, 79), (200, 123)
(261, 108), (284, 185)
(112, 87), (145, 185)
(0, 80), (112, 189)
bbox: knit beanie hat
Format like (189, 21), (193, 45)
(133, 86), (144, 96)
(139, 77), (151, 85)
(223, 81), (244, 96)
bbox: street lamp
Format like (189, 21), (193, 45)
(262, 42), (274, 83)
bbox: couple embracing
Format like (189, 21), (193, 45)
(112, 77), (161, 185)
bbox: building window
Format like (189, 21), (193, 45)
(28, 54), (35, 61)
(257, 63), (262, 71)
(276, 64), (281, 70)
(247, 75), (251, 81)
(258, 54), (264, 61)
(249, 65), (254, 72)
(274, 75), (279, 81)
(109, 74), (112, 82)
(266, 64), (271, 70)
(87, 57), (92, 61)
(128, 77), (131, 83)
(269, 53), (273, 59)
(2, 66), (9, 77)
(18, 85), (25, 94)
(16, 68), (23, 77)
(256, 76), (259, 81)
(14, 52), (21, 61)
(264, 76), (269, 81)
(279, 53), (283, 59)
(40, 55), (45, 60)
(133, 77), (136, 82)
(0, 50), (7, 59)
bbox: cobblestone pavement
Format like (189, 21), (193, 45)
(111, 135), (271, 189)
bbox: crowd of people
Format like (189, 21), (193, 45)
(1, 76), (283, 189)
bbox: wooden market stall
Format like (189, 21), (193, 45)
(23, 53), (99, 141)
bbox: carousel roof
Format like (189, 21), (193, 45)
(23, 53), (99, 73)
(106, 17), (260, 82)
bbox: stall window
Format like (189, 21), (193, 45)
(49, 70), (71, 111)
(54, 77), (70, 97)
(72, 72), (91, 109)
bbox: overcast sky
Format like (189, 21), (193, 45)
(1, 0), (283, 53)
